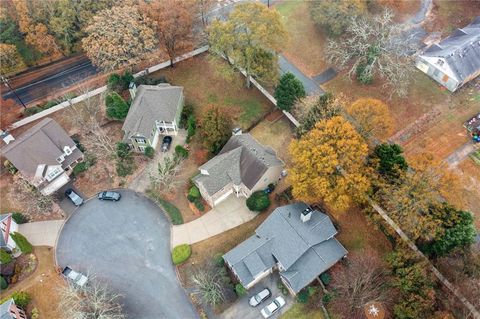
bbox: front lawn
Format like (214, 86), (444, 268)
(281, 302), (324, 319)
(145, 54), (274, 130)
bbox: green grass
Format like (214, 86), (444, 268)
(281, 302), (325, 319)
(224, 97), (263, 127)
(10, 232), (32, 254)
(158, 198), (184, 225)
(470, 150), (480, 166)
(276, 0), (302, 17)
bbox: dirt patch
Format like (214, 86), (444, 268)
(0, 247), (64, 319)
(453, 159), (480, 228)
(424, 0), (480, 35)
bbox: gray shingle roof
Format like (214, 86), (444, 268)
(1, 118), (82, 179)
(422, 16), (480, 83)
(223, 203), (347, 293)
(122, 84), (183, 138)
(193, 134), (283, 196)
(0, 299), (14, 319)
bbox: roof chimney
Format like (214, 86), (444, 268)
(232, 127), (242, 136)
(0, 130), (14, 145)
(301, 207), (313, 223)
(129, 82), (137, 99)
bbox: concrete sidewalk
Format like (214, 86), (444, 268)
(18, 219), (65, 247)
(445, 141), (480, 167)
(171, 195), (256, 247)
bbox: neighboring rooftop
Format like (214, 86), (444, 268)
(422, 16), (480, 83)
(1, 118), (81, 179)
(122, 84), (183, 138)
(194, 133), (283, 195)
(224, 203), (347, 293)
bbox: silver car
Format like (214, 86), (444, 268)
(65, 188), (83, 206)
(249, 288), (271, 307)
(260, 296), (286, 319)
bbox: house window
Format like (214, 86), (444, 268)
(138, 146), (146, 152)
(64, 146), (72, 155)
(135, 138), (147, 144)
(56, 155), (64, 163)
(46, 167), (62, 181)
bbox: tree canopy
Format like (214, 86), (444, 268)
(208, 2), (286, 87)
(347, 98), (394, 141)
(82, 5), (157, 71)
(200, 106), (233, 154)
(310, 0), (367, 36)
(288, 116), (370, 211)
(0, 43), (25, 74)
(106, 92), (130, 120)
(373, 143), (408, 178)
(274, 72), (306, 111)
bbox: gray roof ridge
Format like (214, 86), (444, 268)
(238, 235), (274, 261)
(278, 209), (324, 250)
(2, 118), (54, 153)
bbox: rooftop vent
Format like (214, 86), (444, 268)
(301, 207), (313, 223)
(232, 127), (242, 136)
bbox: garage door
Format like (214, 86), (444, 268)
(213, 189), (233, 206)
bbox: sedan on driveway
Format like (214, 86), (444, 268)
(98, 191), (121, 201)
(260, 296), (286, 319)
(249, 288), (271, 307)
(65, 188), (83, 206)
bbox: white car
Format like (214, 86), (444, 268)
(249, 288), (271, 307)
(62, 266), (88, 287)
(260, 296), (286, 318)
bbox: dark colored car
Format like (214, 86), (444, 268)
(161, 136), (173, 152)
(97, 191), (121, 201)
(65, 188), (83, 206)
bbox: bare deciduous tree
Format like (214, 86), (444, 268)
(149, 155), (184, 195)
(190, 267), (226, 307)
(330, 253), (393, 318)
(326, 10), (418, 97)
(59, 277), (126, 319)
(10, 175), (54, 218)
(66, 88), (115, 160)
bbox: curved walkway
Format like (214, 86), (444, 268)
(171, 195), (256, 247)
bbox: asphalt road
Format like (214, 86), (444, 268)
(1, 55), (98, 106)
(56, 189), (198, 319)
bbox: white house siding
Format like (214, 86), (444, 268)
(6, 220), (18, 250)
(416, 57), (460, 92)
(212, 187), (234, 206)
(1, 216), (18, 251)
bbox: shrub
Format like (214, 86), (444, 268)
(235, 283), (247, 297)
(144, 146), (155, 158)
(274, 72), (306, 111)
(31, 308), (40, 319)
(72, 138), (86, 152)
(106, 91), (130, 120)
(73, 162), (88, 176)
(186, 115), (196, 143)
(188, 186), (200, 201)
(180, 103), (194, 128)
(116, 159), (134, 177)
(116, 142), (130, 159)
(194, 199), (205, 212)
(11, 212), (28, 224)
(108, 71), (134, 92)
(297, 289), (310, 303)
(213, 253), (225, 267)
(320, 272), (331, 286)
(322, 293), (333, 304)
(246, 191), (270, 212)
(0, 249), (12, 264)
(23, 106), (43, 116)
(11, 291), (30, 308)
(172, 244), (191, 265)
(355, 63), (373, 85)
(175, 145), (189, 159)
(10, 232), (32, 254)
(3, 160), (17, 175)
(277, 280), (289, 296)
(0, 276), (7, 289)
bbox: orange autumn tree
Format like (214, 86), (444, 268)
(347, 98), (394, 142)
(288, 116), (371, 211)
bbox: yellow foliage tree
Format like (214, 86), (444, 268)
(347, 98), (394, 141)
(288, 116), (371, 211)
(0, 44), (25, 74)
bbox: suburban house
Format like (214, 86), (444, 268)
(223, 203), (347, 295)
(193, 132), (284, 207)
(122, 84), (184, 153)
(2, 118), (84, 196)
(0, 299), (27, 319)
(0, 214), (17, 251)
(416, 16), (480, 92)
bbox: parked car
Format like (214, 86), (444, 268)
(161, 136), (172, 152)
(249, 288), (271, 307)
(98, 191), (121, 201)
(260, 296), (286, 319)
(65, 188), (83, 206)
(62, 266), (88, 287)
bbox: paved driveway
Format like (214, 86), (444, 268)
(171, 195), (256, 247)
(56, 190), (198, 319)
(219, 273), (294, 319)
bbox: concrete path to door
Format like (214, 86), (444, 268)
(18, 219), (64, 247)
(445, 140), (480, 167)
(171, 195), (256, 247)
